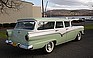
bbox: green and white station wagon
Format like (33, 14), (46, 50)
(5, 18), (84, 53)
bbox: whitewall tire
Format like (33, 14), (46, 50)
(44, 42), (54, 53)
(76, 32), (82, 41)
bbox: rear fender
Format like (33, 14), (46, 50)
(29, 39), (56, 50)
(7, 29), (13, 37)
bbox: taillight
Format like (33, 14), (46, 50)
(25, 35), (29, 41)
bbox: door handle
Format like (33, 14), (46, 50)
(66, 28), (68, 30)
(55, 30), (58, 31)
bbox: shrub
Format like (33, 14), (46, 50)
(3, 23), (10, 27)
(0, 24), (3, 27)
(10, 23), (16, 27)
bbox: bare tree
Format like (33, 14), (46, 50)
(0, 0), (22, 13)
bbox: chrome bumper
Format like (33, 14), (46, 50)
(5, 40), (33, 49)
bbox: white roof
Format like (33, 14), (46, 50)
(17, 18), (79, 22)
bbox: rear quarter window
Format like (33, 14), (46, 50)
(64, 21), (70, 27)
(56, 21), (63, 28)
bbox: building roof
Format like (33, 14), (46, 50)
(21, 1), (34, 5)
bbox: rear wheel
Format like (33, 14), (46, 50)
(75, 32), (82, 41)
(44, 42), (54, 53)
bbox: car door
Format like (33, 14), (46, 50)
(55, 21), (67, 44)
(64, 21), (76, 41)
(37, 21), (56, 40)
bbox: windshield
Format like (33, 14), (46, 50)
(15, 21), (35, 30)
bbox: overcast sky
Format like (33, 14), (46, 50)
(25, 0), (93, 10)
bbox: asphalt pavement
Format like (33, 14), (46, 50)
(0, 21), (93, 58)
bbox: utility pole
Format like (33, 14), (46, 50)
(42, 0), (44, 17)
(45, 1), (48, 13)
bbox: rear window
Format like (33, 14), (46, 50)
(15, 21), (35, 30)
(38, 21), (55, 30)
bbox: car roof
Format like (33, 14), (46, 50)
(17, 18), (79, 22)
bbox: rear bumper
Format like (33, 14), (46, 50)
(5, 40), (33, 50)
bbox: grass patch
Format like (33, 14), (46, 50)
(85, 24), (93, 30)
(0, 30), (7, 39)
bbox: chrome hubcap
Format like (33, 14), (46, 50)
(78, 33), (81, 40)
(46, 42), (54, 53)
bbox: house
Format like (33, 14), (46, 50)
(0, 1), (42, 24)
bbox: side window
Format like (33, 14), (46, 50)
(56, 21), (63, 28)
(38, 21), (55, 30)
(64, 21), (70, 27)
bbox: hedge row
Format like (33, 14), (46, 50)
(0, 23), (16, 28)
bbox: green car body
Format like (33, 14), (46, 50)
(6, 18), (84, 53)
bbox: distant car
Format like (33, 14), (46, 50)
(5, 18), (84, 53)
(90, 17), (93, 20)
(72, 18), (85, 23)
(79, 18), (85, 22)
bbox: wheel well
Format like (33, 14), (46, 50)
(43, 40), (56, 48)
(53, 41), (56, 45)
(80, 31), (82, 34)
(79, 31), (84, 35)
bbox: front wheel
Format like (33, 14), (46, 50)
(75, 32), (82, 41)
(44, 42), (55, 53)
